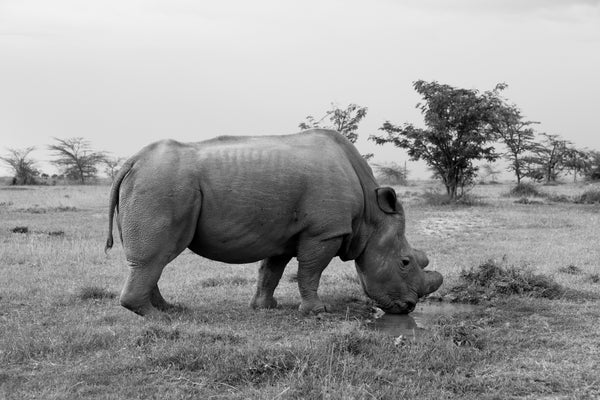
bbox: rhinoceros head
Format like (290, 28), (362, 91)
(354, 187), (443, 314)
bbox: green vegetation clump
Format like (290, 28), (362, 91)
(587, 273), (600, 284)
(77, 286), (117, 301)
(507, 182), (543, 197)
(558, 264), (582, 275)
(11, 226), (28, 234)
(421, 189), (453, 206)
(575, 188), (600, 204)
(201, 276), (251, 288)
(447, 259), (564, 303)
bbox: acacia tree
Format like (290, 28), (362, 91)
(584, 151), (600, 181)
(563, 147), (590, 182)
(0, 147), (40, 184)
(480, 163), (501, 183)
(103, 156), (125, 182)
(495, 105), (538, 184)
(299, 103), (368, 144)
(48, 137), (106, 184)
(370, 80), (508, 200)
(373, 162), (408, 185)
(522, 133), (571, 183)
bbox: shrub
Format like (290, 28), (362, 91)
(11, 226), (28, 234)
(558, 264), (582, 275)
(513, 197), (544, 205)
(575, 188), (600, 204)
(421, 189), (453, 206)
(446, 259), (564, 303)
(587, 273), (600, 284)
(507, 182), (543, 197)
(421, 188), (483, 206)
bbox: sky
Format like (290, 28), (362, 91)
(1, 0), (599, 177)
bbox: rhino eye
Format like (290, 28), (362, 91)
(400, 257), (410, 267)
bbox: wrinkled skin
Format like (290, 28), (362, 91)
(106, 129), (443, 317)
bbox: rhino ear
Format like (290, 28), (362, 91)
(376, 187), (400, 214)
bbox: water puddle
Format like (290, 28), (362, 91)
(370, 302), (478, 338)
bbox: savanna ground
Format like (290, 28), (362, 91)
(1, 182), (599, 399)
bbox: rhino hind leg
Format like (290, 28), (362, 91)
(120, 261), (168, 316)
(297, 236), (343, 315)
(251, 255), (292, 309)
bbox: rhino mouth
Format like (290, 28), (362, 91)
(380, 300), (416, 314)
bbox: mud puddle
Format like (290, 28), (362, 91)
(370, 302), (478, 337)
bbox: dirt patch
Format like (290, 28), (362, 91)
(418, 212), (497, 237)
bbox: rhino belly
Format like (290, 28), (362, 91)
(187, 212), (300, 264)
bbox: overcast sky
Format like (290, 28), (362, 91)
(1, 0), (599, 177)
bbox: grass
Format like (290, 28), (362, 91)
(443, 259), (565, 303)
(1, 183), (600, 399)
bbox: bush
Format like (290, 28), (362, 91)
(421, 189), (453, 206)
(575, 188), (600, 204)
(446, 259), (564, 303)
(558, 264), (582, 275)
(507, 182), (543, 197)
(11, 226), (28, 234)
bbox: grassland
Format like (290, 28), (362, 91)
(1, 182), (599, 399)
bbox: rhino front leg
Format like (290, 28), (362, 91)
(297, 237), (343, 315)
(251, 255), (292, 309)
(150, 284), (171, 311)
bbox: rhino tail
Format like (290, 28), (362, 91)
(105, 160), (133, 254)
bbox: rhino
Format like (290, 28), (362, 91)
(105, 129), (443, 317)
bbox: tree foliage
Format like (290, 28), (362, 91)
(521, 133), (571, 183)
(48, 137), (106, 184)
(0, 147), (40, 184)
(495, 105), (538, 184)
(583, 151), (600, 181)
(373, 162), (408, 185)
(563, 147), (590, 182)
(370, 80), (509, 199)
(103, 156), (125, 182)
(299, 103), (368, 144)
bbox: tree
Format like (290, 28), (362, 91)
(48, 137), (106, 184)
(0, 147), (40, 185)
(370, 80), (509, 200)
(522, 133), (571, 183)
(563, 147), (590, 182)
(584, 151), (600, 181)
(480, 163), (501, 183)
(299, 103), (368, 144)
(373, 162), (408, 185)
(103, 156), (125, 182)
(495, 105), (538, 184)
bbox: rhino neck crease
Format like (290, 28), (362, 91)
(338, 217), (373, 261)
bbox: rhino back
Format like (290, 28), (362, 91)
(187, 131), (365, 262)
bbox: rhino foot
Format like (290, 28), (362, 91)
(250, 295), (278, 309)
(299, 300), (329, 315)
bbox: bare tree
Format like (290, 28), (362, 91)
(48, 137), (106, 184)
(103, 156), (125, 182)
(0, 147), (40, 185)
